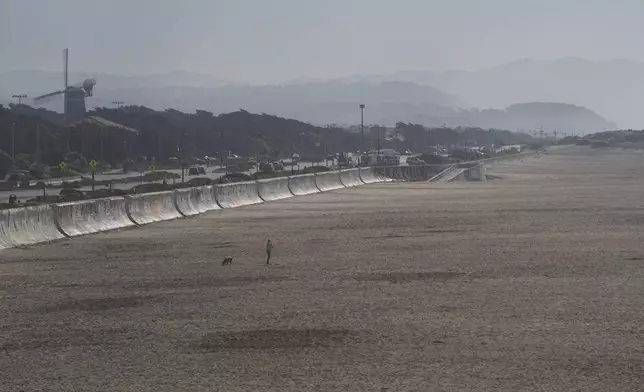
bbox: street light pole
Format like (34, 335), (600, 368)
(100, 128), (104, 162)
(256, 132), (261, 174)
(11, 122), (15, 158)
(359, 104), (365, 167)
(36, 123), (41, 162)
(377, 125), (381, 157)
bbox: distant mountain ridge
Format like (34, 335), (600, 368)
(362, 57), (644, 128)
(0, 65), (617, 134)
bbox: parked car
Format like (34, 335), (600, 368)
(259, 162), (274, 172)
(407, 157), (426, 166)
(197, 166), (206, 175)
(188, 167), (199, 175)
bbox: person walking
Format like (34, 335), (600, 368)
(266, 239), (273, 264)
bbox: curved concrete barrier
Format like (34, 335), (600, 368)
(315, 171), (344, 192)
(257, 177), (294, 201)
(406, 166), (424, 181)
(0, 205), (64, 249)
(125, 191), (182, 225)
(339, 168), (364, 187)
(358, 167), (380, 184)
(377, 166), (408, 181)
(174, 186), (220, 217)
(213, 181), (263, 208)
(373, 168), (392, 182)
(406, 166), (443, 181)
(288, 174), (320, 195)
(54, 197), (134, 237)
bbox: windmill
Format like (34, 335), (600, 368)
(33, 48), (96, 124)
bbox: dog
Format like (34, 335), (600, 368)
(221, 256), (234, 266)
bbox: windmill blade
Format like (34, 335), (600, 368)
(33, 89), (65, 103)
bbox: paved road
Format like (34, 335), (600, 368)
(3, 147), (644, 390)
(4, 160), (332, 201)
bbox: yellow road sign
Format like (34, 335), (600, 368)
(58, 161), (67, 170)
(89, 160), (97, 168)
(148, 164), (156, 172)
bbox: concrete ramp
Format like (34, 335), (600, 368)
(339, 168), (364, 187)
(288, 174), (320, 195)
(174, 186), (220, 216)
(315, 171), (344, 192)
(465, 164), (487, 181)
(429, 165), (456, 182)
(0, 205), (64, 249)
(441, 167), (467, 182)
(214, 181), (263, 208)
(54, 197), (135, 237)
(447, 164), (487, 182)
(126, 191), (182, 225)
(257, 177), (294, 201)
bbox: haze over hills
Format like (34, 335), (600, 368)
(361, 58), (643, 129)
(0, 60), (619, 135)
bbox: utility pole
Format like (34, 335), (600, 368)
(539, 126), (544, 142)
(327, 126), (332, 168)
(36, 123), (41, 162)
(11, 122), (15, 158)
(219, 130), (224, 168)
(112, 101), (124, 109)
(377, 126), (381, 158)
(80, 122), (85, 156)
(359, 104), (365, 166)
(256, 132), (262, 174)
(553, 130), (558, 141)
(100, 128), (104, 162)
(12, 94), (27, 105)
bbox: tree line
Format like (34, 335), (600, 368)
(0, 104), (535, 179)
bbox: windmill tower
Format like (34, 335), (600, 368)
(33, 48), (96, 124)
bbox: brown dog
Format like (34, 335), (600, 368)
(221, 256), (234, 266)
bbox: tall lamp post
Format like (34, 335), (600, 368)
(377, 125), (381, 158)
(359, 104), (365, 166)
(256, 132), (262, 174)
(11, 122), (15, 158)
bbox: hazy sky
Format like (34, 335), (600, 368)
(2, 0), (644, 83)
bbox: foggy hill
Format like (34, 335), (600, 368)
(389, 102), (616, 135)
(0, 72), (461, 124)
(0, 69), (616, 134)
(369, 58), (644, 128)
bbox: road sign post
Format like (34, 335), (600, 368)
(148, 164), (157, 182)
(89, 160), (97, 191)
